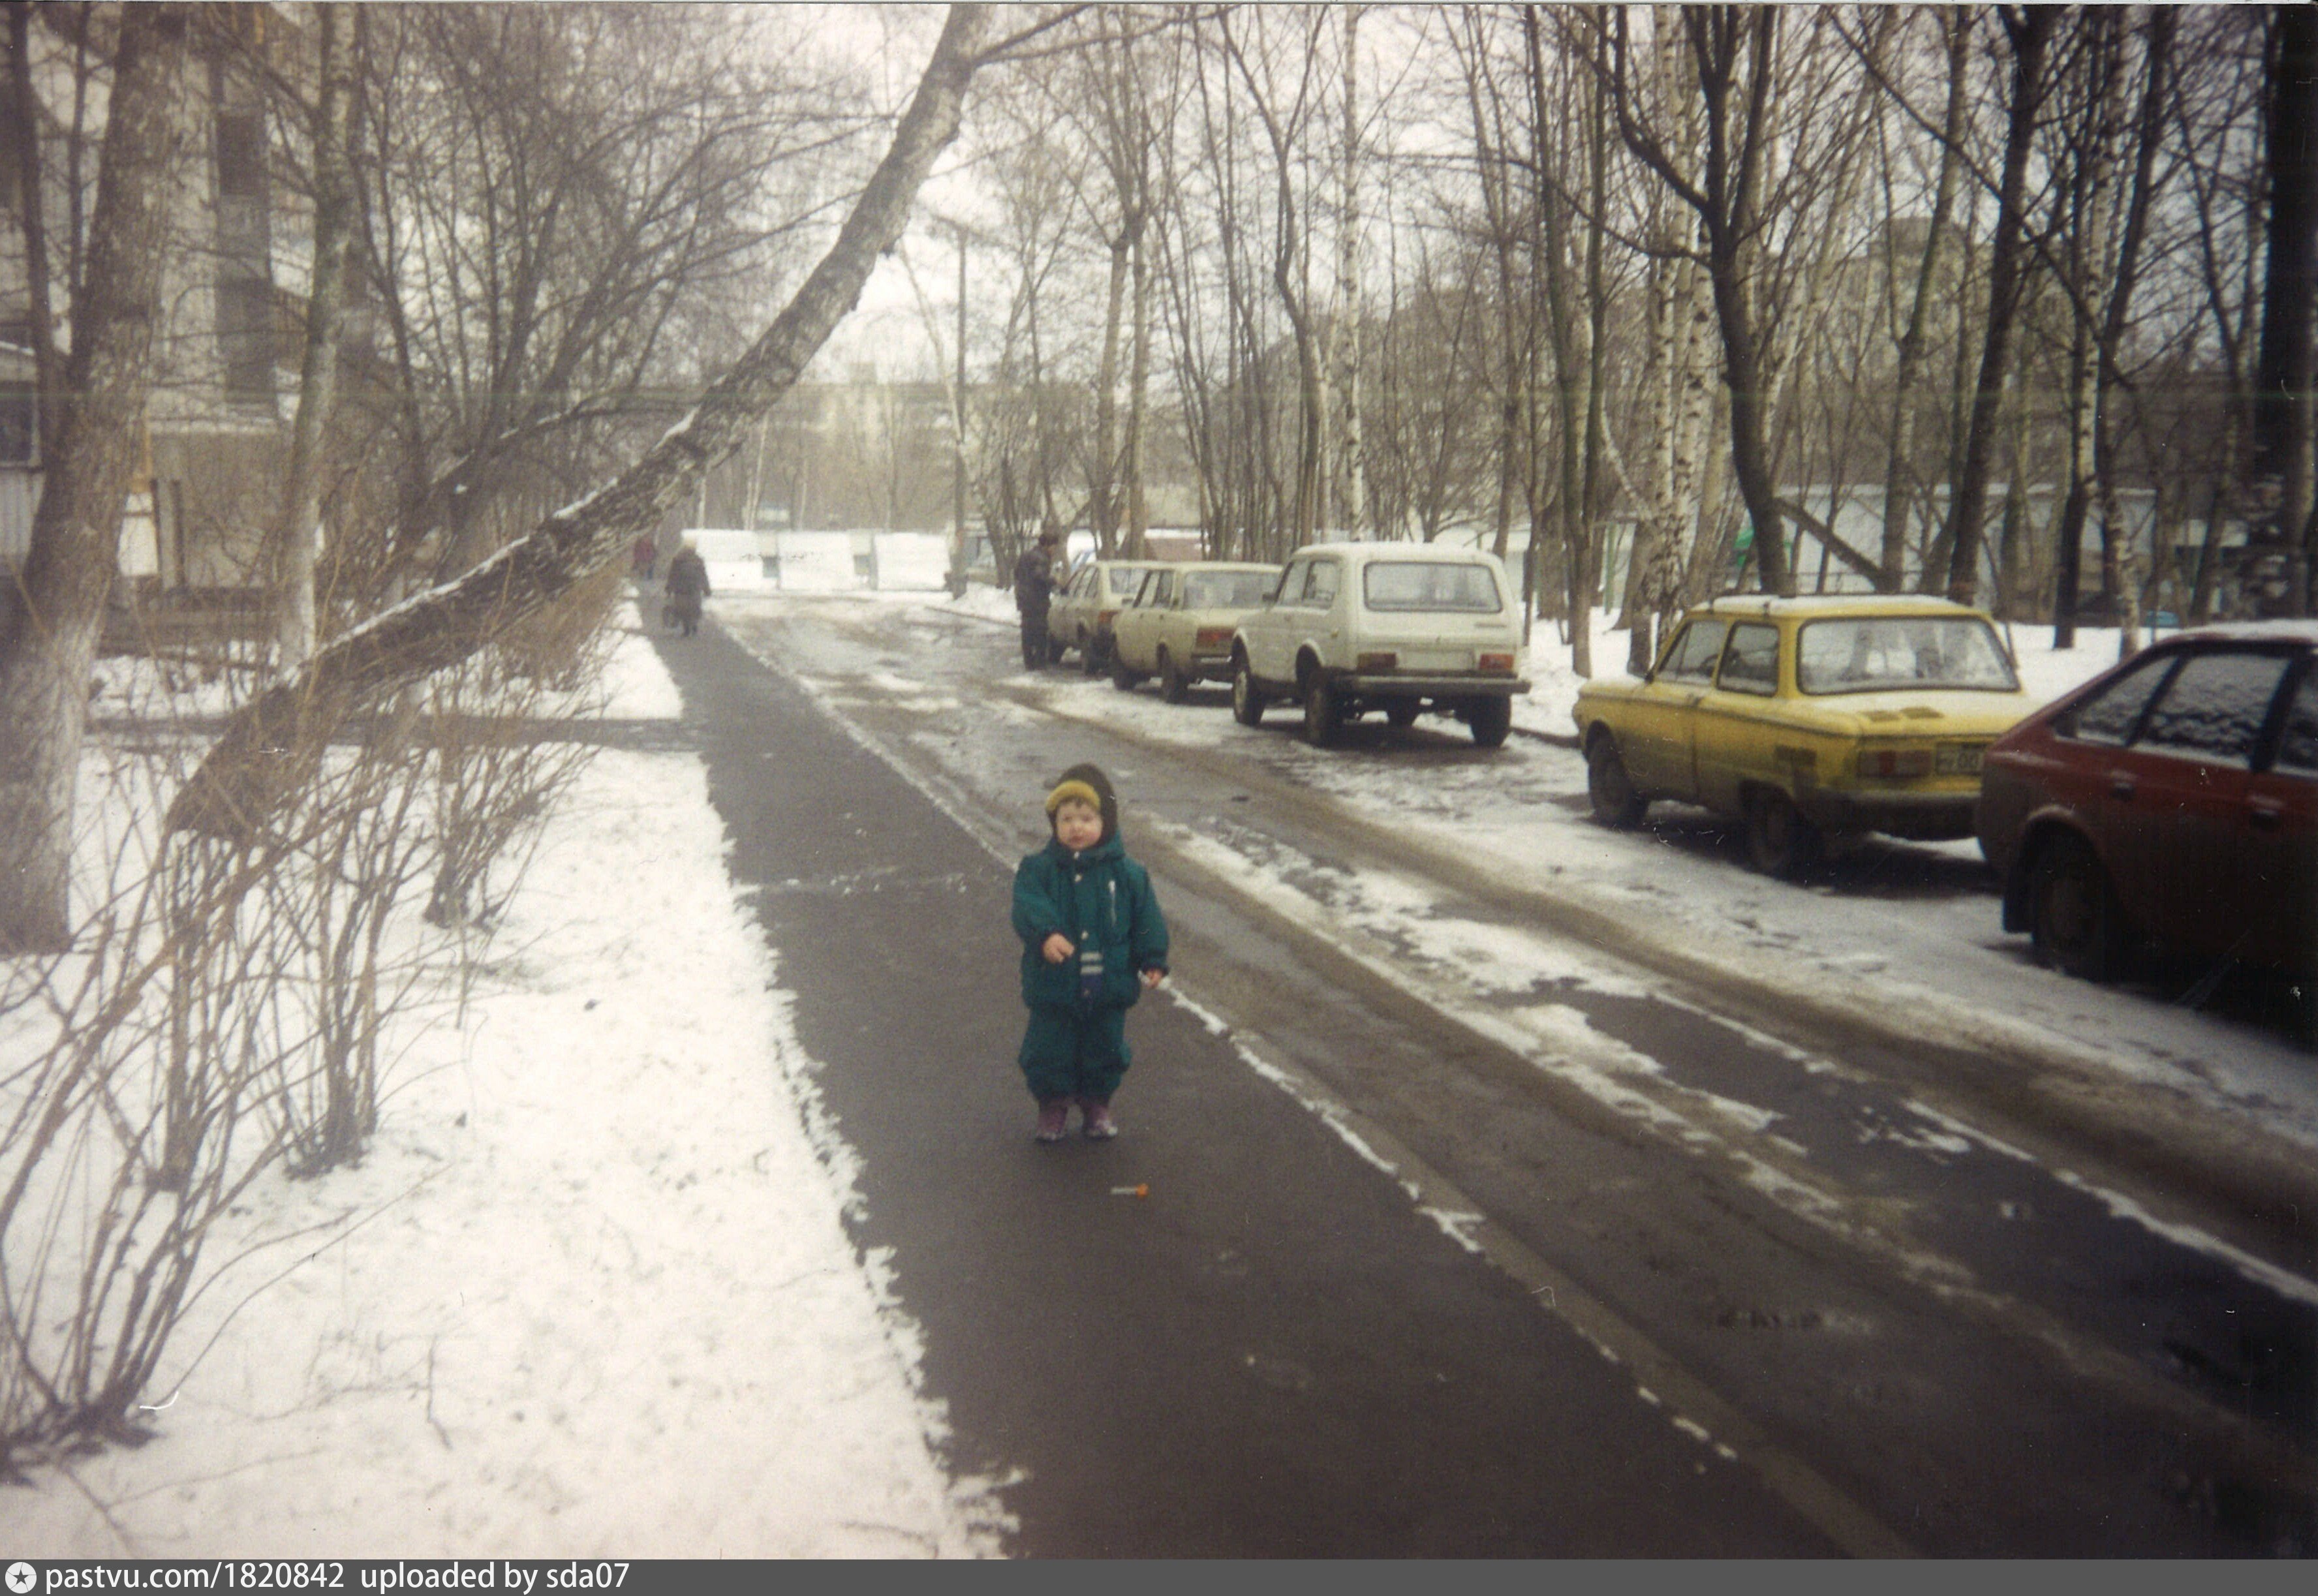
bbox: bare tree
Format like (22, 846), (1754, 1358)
(168, 5), (1005, 841)
(268, 2), (358, 671)
(2247, 3), (2317, 615)
(1942, 6), (2060, 607)
(1599, 6), (1796, 596)
(0, 6), (195, 953)
(1876, 7), (1972, 592)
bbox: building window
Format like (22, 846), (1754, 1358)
(215, 277), (274, 403)
(0, 320), (34, 466)
(215, 108), (266, 199)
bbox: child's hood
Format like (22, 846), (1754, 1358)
(1045, 761), (1121, 845)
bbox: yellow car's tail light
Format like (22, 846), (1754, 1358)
(1857, 747), (1934, 779)
(1478, 652), (1516, 674)
(1357, 652), (1399, 671)
(1196, 627), (1235, 649)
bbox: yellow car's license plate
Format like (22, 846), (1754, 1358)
(1937, 743), (1986, 775)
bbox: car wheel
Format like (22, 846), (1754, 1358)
(1385, 699), (1421, 729)
(1080, 632), (1102, 675)
(1468, 695), (1512, 748)
(1586, 736), (1648, 829)
(1744, 788), (1819, 879)
(2029, 833), (2125, 981)
(1302, 675), (1340, 748)
(1159, 650), (1190, 704)
(1231, 658), (1267, 726)
(1111, 655), (1139, 691)
(1047, 637), (1067, 664)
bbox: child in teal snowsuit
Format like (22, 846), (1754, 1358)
(1012, 763), (1169, 1142)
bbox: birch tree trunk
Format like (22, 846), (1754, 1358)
(2050, 28), (2117, 649)
(1879, 7), (1970, 591)
(1944, 6), (2058, 607)
(1092, 232), (1128, 551)
(0, 6), (194, 953)
(1330, 3), (1368, 541)
(1124, 219), (1151, 556)
(271, 3), (359, 673)
(170, 4), (997, 841)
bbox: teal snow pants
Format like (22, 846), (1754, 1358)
(1019, 1002), (1131, 1102)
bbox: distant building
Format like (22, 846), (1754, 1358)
(2, 5), (311, 621)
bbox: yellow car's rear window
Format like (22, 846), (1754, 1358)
(1797, 617), (2018, 694)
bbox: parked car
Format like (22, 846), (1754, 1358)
(1049, 559), (1166, 673)
(1975, 621), (2317, 984)
(1572, 594), (2033, 876)
(1110, 561), (1282, 701)
(1230, 542), (1529, 748)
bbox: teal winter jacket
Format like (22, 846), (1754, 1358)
(1012, 835), (1169, 1010)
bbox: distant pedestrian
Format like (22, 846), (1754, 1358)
(1012, 531), (1061, 669)
(664, 540), (709, 637)
(632, 533), (658, 583)
(1011, 763), (1169, 1143)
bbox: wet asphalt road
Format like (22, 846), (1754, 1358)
(651, 619), (1832, 1556)
(645, 606), (2315, 1556)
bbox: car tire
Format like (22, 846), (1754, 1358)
(1047, 637), (1067, 664)
(1586, 736), (1648, 829)
(1468, 695), (1512, 748)
(1111, 655), (1138, 691)
(1303, 676), (1340, 748)
(1080, 632), (1102, 675)
(1385, 699), (1421, 729)
(1159, 651), (1190, 704)
(1231, 658), (1268, 726)
(1744, 788), (1819, 879)
(2029, 833), (2126, 982)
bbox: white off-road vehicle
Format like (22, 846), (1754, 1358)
(1229, 542), (1530, 747)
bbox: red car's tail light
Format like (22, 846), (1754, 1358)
(1478, 652), (1516, 674)
(1196, 627), (1234, 649)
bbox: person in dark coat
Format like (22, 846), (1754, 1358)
(1011, 763), (1169, 1142)
(663, 540), (710, 636)
(1012, 531), (1061, 669)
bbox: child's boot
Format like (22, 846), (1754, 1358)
(1034, 1099), (1071, 1143)
(1079, 1096), (1118, 1140)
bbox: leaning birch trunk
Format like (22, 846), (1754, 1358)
(168, 4), (995, 842)
(0, 7), (193, 953)
(271, 3), (358, 673)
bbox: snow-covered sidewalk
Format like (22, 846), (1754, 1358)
(12, 611), (1002, 1558)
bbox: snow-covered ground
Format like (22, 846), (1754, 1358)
(9, 608), (1006, 1558)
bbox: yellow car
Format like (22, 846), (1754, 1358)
(1571, 595), (2034, 875)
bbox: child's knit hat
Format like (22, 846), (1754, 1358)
(1045, 761), (1119, 844)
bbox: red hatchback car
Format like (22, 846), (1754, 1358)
(1975, 622), (2317, 985)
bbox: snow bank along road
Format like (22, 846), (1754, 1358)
(688, 593), (2312, 1556)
